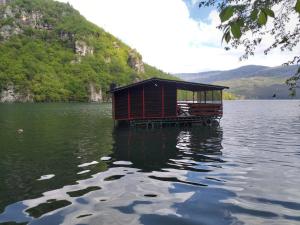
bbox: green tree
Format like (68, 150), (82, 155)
(0, 0), (176, 102)
(198, 0), (300, 95)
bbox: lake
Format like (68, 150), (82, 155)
(0, 100), (299, 225)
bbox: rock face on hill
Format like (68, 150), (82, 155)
(0, 0), (172, 102)
(0, 85), (32, 102)
(128, 50), (145, 74)
(88, 83), (102, 103)
(0, 0), (8, 5)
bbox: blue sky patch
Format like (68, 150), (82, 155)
(183, 0), (214, 21)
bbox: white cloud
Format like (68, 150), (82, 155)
(56, 0), (299, 73)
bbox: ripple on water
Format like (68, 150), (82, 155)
(77, 214), (93, 218)
(67, 186), (101, 197)
(104, 174), (125, 181)
(100, 156), (112, 161)
(26, 200), (71, 218)
(112, 161), (133, 166)
(77, 170), (90, 175)
(0, 101), (300, 225)
(37, 174), (55, 181)
(78, 161), (99, 168)
(144, 194), (158, 198)
(148, 175), (207, 187)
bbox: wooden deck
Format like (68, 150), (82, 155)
(177, 102), (223, 117)
(117, 102), (223, 128)
(119, 116), (220, 128)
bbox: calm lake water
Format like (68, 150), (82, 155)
(0, 101), (300, 225)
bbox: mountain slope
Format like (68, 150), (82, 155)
(0, 0), (174, 102)
(176, 65), (270, 82)
(175, 65), (299, 99)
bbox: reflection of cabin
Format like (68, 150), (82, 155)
(111, 127), (223, 170)
(109, 78), (229, 127)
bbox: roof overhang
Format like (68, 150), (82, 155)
(109, 77), (229, 93)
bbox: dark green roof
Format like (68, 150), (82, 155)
(110, 77), (229, 93)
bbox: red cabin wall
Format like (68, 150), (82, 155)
(114, 81), (177, 120)
(164, 85), (176, 117)
(130, 87), (143, 119)
(144, 82), (162, 118)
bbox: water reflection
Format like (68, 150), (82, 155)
(110, 127), (238, 225)
(110, 127), (223, 172)
(1, 101), (300, 225)
(0, 126), (228, 225)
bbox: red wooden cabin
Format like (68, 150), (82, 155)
(110, 78), (229, 126)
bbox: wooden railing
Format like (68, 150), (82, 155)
(177, 102), (223, 117)
(177, 102), (190, 115)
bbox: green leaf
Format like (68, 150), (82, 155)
(225, 31), (231, 43)
(236, 18), (244, 27)
(222, 30), (231, 43)
(250, 9), (259, 21)
(219, 6), (234, 22)
(296, 0), (300, 13)
(230, 22), (242, 39)
(258, 11), (267, 25)
(262, 8), (275, 18)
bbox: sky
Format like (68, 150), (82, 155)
(57, 0), (299, 74)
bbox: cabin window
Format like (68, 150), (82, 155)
(177, 90), (222, 103)
(177, 90), (194, 102)
(196, 92), (206, 103)
(196, 90), (222, 104)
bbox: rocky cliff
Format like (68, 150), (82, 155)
(0, 85), (32, 102)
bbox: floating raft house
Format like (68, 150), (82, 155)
(109, 78), (229, 128)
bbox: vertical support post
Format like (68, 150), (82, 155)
(204, 91), (207, 104)
(161, 85), (165, 118)
(221, 90), (223, 104)
(220, 90), (223, 116)
(112, 93), (115, 120)
(212, 90), (214, 104)
(199, 92), (201, 103)
(176, 88), (178, 117)
(128, 89), (131, 120)
(193, 91), (195, 103)
(200, 92), (202, 103)
(185, 90), (188, 101)
(142, 85), (145, 119)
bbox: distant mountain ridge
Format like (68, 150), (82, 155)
(176, 65), (298, 83)
(175, 65), (299, 99)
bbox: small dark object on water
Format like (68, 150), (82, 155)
(17, 129), (24, 134)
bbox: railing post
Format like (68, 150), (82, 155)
(221, 90), (223, 104)
(161, 85), (165, 118)
(142, 86), (145, 119)
(128, 89), (131, 120)
(176, 88), (178, 117)
(112, 93), (115, 120)
(193, 91), (194, 103)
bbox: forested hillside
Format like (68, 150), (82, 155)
(0, 0), (174, 102)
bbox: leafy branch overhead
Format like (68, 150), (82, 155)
(220, 6), (275, 41)
(199, 0), (300, 95)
